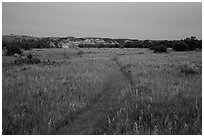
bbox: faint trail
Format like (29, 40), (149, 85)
(112, 57), (136, 90)
(53, 78), (114, 133)
(53, 56), (138, 134)
(52, 62), (129, 134)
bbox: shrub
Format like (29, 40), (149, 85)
(21, 42), (33, 50)
(77, 50), (84, 56)
(14, 55), (40, 65)
(27, 57), (41, 64)
(152, 44), (167, 53)
(27, 54), (33, 59)
(183, 37), (202, 50)
(123, 41), (134, 48)
(172, 41), (189, 51)
(6, 45), (22, 56)
(196, 40), (202, 49)
(178, 63), (200, 75)
(148, 42), (159, 50)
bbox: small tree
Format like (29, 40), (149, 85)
(6, 45), (22, 56)
(152, 44), (167, 53)
(172, 41), (189, 51)
(184, 37), (197, 50)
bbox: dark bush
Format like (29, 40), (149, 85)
(182, 36), (203, 50)
(152, 44), (167, 53)
(195, 40), (202, 49)
(6, 45), (22, 56)
(123, 41), (134, 48)
(14, 55), (40, 65)
(2, 41), (9, 49)
(172, 41), (189, 51)
(27, 54), (33, 59)
(122, 41), (142, 48)
(78, 44), (94, 48)
(77, 50), (84, 56)
(27, 57), (41, 64)
(21, 42), (32, 50)
(148, 42), (158, 50)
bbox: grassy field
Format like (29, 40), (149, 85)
(2, 48), (202, 135)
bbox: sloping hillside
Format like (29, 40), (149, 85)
(2, 35), (122, 48)
(3, 35), (38, 42)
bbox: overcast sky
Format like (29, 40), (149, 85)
(2, 2), (202, 40)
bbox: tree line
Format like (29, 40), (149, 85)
(79, 36), (202, 53)
(2, 36), (202, 56)
(2, 38), (62, 56)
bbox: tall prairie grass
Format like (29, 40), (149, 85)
(2, 48), (202, 134)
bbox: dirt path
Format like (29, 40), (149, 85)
(53, 56), (134, 134)
(112, 57), (136, 90)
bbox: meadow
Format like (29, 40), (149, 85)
(2, 48), (202, 134)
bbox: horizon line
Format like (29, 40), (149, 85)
(2, 33), (202, 41)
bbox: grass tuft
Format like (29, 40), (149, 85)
(95, 87), (202, 135)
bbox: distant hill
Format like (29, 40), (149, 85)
(2, 35), (39, 42)
(2, 34), (202, 50)
(2, 35), (127, 48)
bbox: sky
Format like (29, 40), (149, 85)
(2, 2), (202, 40)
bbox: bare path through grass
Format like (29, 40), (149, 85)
(52, 58), (131, 134)
(112, 56), (136, 91)
(53, 55), (144, 134)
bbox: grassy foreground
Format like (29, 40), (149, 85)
(2, 48), (202, 134)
